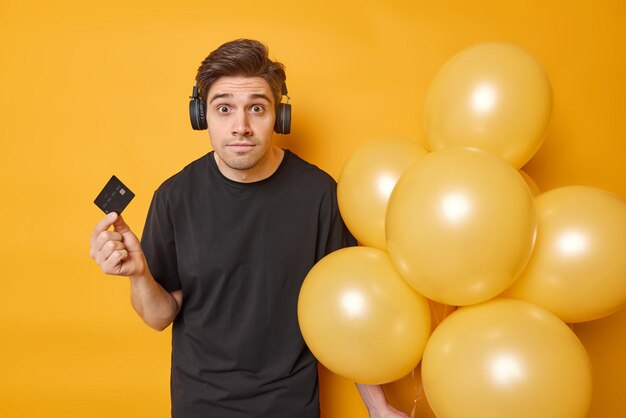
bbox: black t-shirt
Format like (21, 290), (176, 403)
(141, 150), (356, 418)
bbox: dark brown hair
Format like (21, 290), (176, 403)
(195, 39), (286, 109)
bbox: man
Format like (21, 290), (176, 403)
(90, 39), (408, 418)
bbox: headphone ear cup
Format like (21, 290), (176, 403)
(189, 93), (207, 130)
(274, 103), (291, 135)
(198, 101), (207, 130)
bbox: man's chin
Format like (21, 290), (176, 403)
(220, 154), (262, 172)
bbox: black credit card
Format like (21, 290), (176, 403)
(94, 175), (135, 214)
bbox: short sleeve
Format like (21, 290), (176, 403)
(141, 190), (182, 292)
(315, 178), (358, 261)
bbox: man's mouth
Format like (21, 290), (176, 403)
(228, 142), (256, 152)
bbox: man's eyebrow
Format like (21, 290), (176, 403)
(209, 93), (232, 103)
(208, 93), (272, 104)
(249, 93), (272, 103)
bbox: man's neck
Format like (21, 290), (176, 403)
(214, 146), (285, 183)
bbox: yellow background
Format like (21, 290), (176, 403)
(1, 1), (624, 417)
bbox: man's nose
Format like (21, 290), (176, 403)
(231, 110), (252, 136)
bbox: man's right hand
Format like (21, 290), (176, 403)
(90, 212), (147, 278)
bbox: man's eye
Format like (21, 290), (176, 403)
(217, 105), (229, 113)
(251, 105), (264, 113)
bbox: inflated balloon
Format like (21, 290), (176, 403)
(386, 148), (537, 306)
(424, 42), (552, 168)
(298, 247), (431, 384)
(338, 138), (428, 249)
(422, 298), (592, 418)
(503, 186), (626, 323)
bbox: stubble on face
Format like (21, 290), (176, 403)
(206, 76), (283, 182)
(216, 137), (270, 171)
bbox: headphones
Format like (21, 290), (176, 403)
(189, 83), (291, 134)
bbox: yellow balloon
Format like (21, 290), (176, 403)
(386, 148), (537, 306)
(422, 298), (593, 418)
(424, 42), (552, 168)
(338, 138), (428, 249)
(297, 247), (431, 384)
(503, 186), (626, 323)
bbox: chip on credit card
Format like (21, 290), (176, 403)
(94, 175), (135, 214)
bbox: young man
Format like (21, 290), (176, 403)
(90, 39), (408, 418)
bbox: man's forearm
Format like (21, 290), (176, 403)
(356, 383), (410, 418)
(130, 272), (181, 331)
(356, 383), (388, 413)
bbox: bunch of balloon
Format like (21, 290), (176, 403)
(386, 42), (597, 418)
(298, 42), (625, 417)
